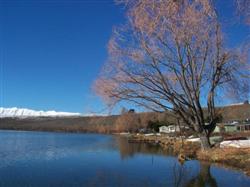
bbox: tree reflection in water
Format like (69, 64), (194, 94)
(115, 136), (218, 187)
(173, 162), (187, 187)
(173, 162), (218, 187)
(184, 163), (218, 187)
(115, 136), (166, 159)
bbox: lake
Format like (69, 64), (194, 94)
(0, 130), (249, 187)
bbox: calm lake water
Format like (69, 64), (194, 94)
(0, 130), (249, 187)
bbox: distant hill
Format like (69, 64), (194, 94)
(0, 104), (249, 133)
(0, 115), (119, 133)
(216, 103), (250, 121)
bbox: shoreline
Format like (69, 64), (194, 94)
(126, 133), (250, 176)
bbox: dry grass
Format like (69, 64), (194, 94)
(197, 148), (250, 175)
(171, 141), (200, 158)
(129, 134), (250, 175)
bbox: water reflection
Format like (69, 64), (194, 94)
(115, 136), (166, 159)
(115, 136), (245, 187)
(184, 163), (218, 187)
(0, 131), (249, 187)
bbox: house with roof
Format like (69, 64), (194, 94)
(159, 125), (180, 133)
(214, 121), (250, 133)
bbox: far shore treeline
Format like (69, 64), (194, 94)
(0, 104), (249, 134)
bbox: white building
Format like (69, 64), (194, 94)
(159, 125), (180, 133)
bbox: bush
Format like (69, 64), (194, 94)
(204, 114), (223, 123)
(147, 120), (174, 132)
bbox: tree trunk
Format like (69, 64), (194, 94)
(199, 133), (211, 150)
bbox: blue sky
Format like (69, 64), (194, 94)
(0, 0), (249, 114)
(0, 0), (125, 113)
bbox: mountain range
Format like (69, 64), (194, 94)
(0, 107), (81, 118)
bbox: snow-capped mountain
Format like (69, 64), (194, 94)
(0, 107), (81, 118)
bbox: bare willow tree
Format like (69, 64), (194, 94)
(94, 0), (249, 149)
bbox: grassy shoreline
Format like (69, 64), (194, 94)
(197, 148), (250, 176)
(127, 134), (250, 176)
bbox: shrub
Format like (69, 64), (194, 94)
(147, 120), (175, 132)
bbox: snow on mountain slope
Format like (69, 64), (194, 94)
(0, 107), (81, 118)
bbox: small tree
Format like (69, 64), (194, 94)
(94, 0), (249, 149)
(120, 107), (128, 115)
(114, 112), (141, 132)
